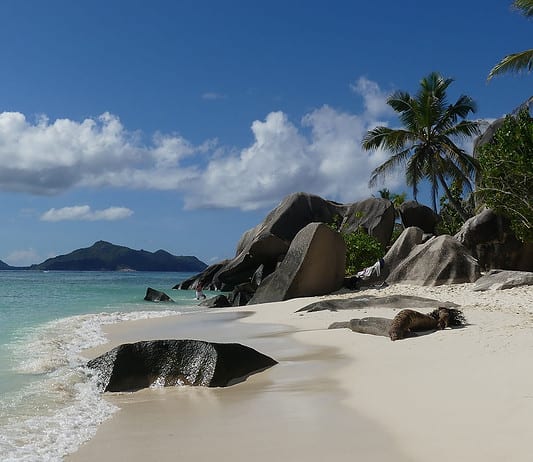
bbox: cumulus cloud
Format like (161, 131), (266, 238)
(0, 77), (406, 210)
(41, 205), (133, 222)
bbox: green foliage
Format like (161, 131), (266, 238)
(328, 216), (384, 275)
(343, 230), (384, 276)
(436, 180), (474, 235)
(377, 188), (407, 208)
(476, 109), (533, 242)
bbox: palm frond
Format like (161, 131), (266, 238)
(443, 120), (482, 140)
(368, 148), (412, 188)
(514, 0), (533, 17)
(434, 97), (477, 134)
(488, 49), (533, 80)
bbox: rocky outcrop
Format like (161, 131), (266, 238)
(386, 234), (480, 286)
(179, 193), (395, 295)
(174, 261), (229, 290)
(455, 209), (533, 272)
(340, 198), (395, 248)
(298, 294), (458, 312)
(398, 201), (440, 234)
(249, 223), (346, 304)
(86, 339), (278, 391)
(144, 287), (174, 302)
(473, 270), (533, 291)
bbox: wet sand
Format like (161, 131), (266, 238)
(70, 284), (533, 462)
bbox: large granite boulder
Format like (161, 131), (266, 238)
(340, 197), (395, 248)
(249, 222), (346, 304)
(87, 339), (278, 391)
(386, 235), (480, 286)
(378, 227), (426, 280)
(398, 201), (440, 234)
(144, 287), (174, 302)
(455, 209), (533, 271)
(473, 270), (533, 291)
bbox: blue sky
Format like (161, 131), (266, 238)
(0, 0), (531, 266)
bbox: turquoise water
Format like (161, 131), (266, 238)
(0, 271), (204, 461)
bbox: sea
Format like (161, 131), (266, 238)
(0, 270), (205, 462)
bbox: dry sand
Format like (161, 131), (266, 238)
(70, 283), (533, 462)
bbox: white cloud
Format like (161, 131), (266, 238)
(3, 248), (40, 266)
(202, 92), (227, 100)
(0, 77), (407, 210)
(350, 76), (394, 119)
(41, 205), (133, 222)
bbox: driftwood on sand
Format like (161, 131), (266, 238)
(329, 307), (466, 341)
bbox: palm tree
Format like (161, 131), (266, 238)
(362, 72), (481, 222)
(488, 0), (533, 80)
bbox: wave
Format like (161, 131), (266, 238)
(0, 308), (186, 461)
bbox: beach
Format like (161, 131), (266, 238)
(70, 283), (533, 462)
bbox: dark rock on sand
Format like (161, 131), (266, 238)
(298, 294), (458, 313)
(249, 223), (345, 304)
(473, 269), (533, 291)
(398, 201), (440, 234)
(87, 339), (278, 391)
(144, 287), (174, 302)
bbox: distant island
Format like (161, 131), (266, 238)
(0, 241), (207, 272)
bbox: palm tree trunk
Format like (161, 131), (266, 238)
(436, 172), (470, 222)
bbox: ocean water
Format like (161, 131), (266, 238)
(0, 270), (204, 461)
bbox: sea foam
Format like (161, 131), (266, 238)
(0, 308), (183, 461)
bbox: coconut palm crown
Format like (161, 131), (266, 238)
(488, 0), (533, 80)
(362, 72), (481, 221)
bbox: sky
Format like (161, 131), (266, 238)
(0, 0), (531, 267)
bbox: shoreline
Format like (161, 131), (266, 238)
(71, 283), (533, 461)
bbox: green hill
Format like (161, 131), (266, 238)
(0, 259), (13, 270)
(30, 241), (207, 272)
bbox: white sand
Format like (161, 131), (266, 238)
(70, 283), (533, 462)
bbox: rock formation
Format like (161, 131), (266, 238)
(473, 269), (533, 291)
(180, 192), (395, 298)
(298, 294), (458, 312)
(248, 222), (346, 304)
(398, 201), (440, 234)
(144, 287), (174, 302)
(339, 197), (395, 248)
(386, 234), (480, 285)
(86, 339), (278, 391)
(455, 209), (533, 272)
